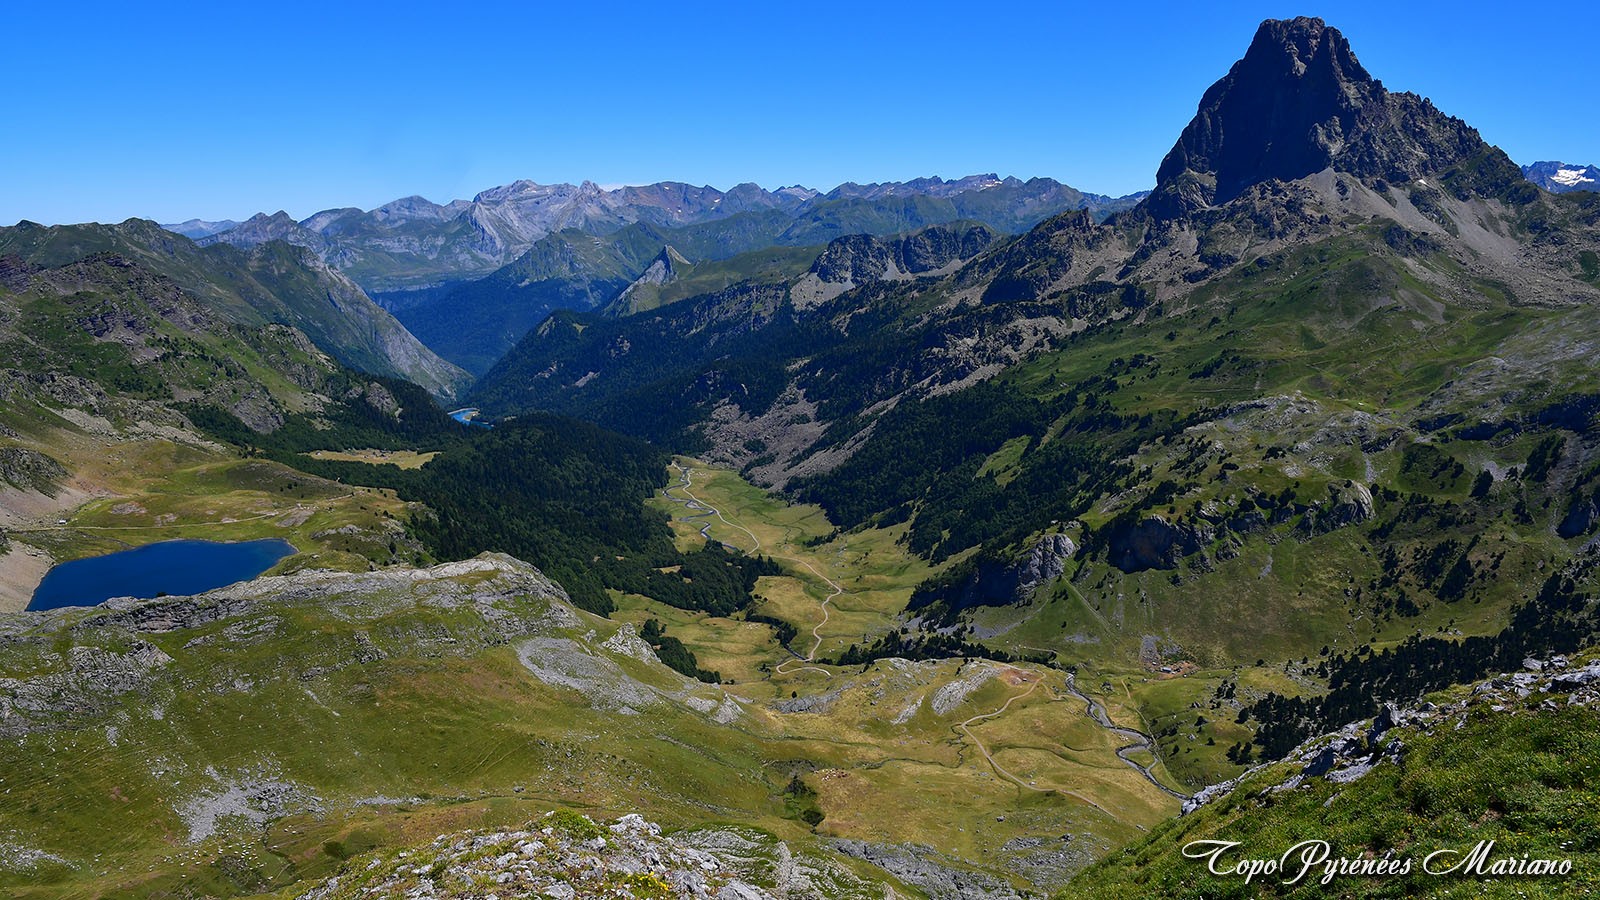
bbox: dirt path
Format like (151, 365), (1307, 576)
(661, 462), (839, 675)
(954, 675), (1127, 817)
(661, 461), (1186, 817)
(956, 679), (1043, 784)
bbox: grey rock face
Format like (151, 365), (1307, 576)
(1301, 480), (1375, 535)
(0, 640), (172, 738)
(1559, 491), (1599, 539)
(832, 839), (1023, 900)
(933, 532), (1080, 614)
(1183, 655), (1600, 816)
(1014, 533), (1078, 599)
(810, 224), (998, 286)
(1108, 516), (1212, 573)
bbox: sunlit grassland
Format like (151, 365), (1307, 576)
(57, 453), (416, 573)
(303, 448), (438, 469)
(610, 588), (787, 688)
(3, 430), (425, 612)
(648, 457), (949, 664)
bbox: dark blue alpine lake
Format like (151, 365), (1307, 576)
(26, 538), (297, 611)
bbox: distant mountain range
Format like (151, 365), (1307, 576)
(1523, 160), (1600, 193)
(163, 157), (1591, 378)
(163, 218), (239, 239)
(165, 176), (1145, 294)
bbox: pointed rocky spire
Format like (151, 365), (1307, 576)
(1145, 17), (1513, 218)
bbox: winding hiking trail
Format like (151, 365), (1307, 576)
(661, 462), (838, 676)
(952, 666), (1186, 820)
(955, 677), (1058, 790)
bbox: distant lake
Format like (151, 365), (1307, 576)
(448, 407), (490, 428)
(26, 539), (296, 611)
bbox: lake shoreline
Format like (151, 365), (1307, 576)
(25, 537), (296, 612)
(0, 543), (53, 614)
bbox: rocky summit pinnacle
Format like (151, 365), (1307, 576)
(1147, 16), (1506, 218)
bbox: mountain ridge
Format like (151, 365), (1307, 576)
(0, 218), (471, 399)
(469, 16), (1600, 694)
(177, 175), (1145, 295)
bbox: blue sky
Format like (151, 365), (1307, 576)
(4, 1), (1594, 225)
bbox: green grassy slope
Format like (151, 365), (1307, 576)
(0, 219), (469, 398)
(1054, 659), (1600, 899)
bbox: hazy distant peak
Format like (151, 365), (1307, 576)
(1523, 160), (1600, 193)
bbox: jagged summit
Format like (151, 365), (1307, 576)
(1147, 16), (1507, 218)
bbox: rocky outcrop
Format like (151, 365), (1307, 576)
(1299, 480), (1375, 536)
(0, 554), (576, 737)
(295, 812), (895, 900)
(1107, 516), (1212, 573)
(930, 662), (998, 715)
(607, 245), (692, 315)
(930, 533), (1080, 615)
(1014, 533), (1078, 598)
(832, 839), (1023, 900)
(1183, 654), (1600, 816)
(355, 380), (401, 419)
(0, 641), (172, 738)
(1559, 490), (1600, 539)
(809, 223), (998, 287)
(0, 447), (66, 495)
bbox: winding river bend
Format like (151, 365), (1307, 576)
(1061, 673), (1189, 800)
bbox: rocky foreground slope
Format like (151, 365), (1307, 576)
(292, 810), (897, 900)
(2, 550), (1148, 899)
(1055, 654), (1600, 898)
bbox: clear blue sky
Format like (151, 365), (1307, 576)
(5, 1), (1594, 225)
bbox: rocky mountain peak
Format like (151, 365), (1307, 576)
(659, 244), (690, 269)
(1146, 16), (1506, 218)
(1151, 18), (1375, 214)
(1247, 16), (1368, 82)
